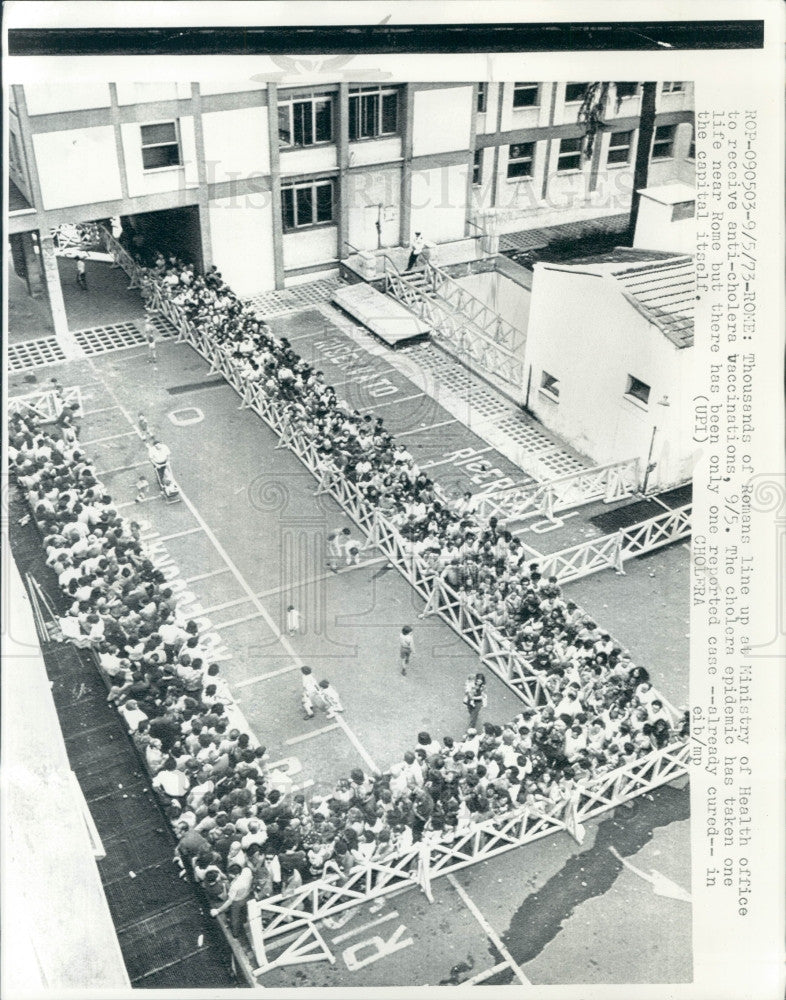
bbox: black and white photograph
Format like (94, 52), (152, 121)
(3, 3), (784, 998)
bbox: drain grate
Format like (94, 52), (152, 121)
(74, 321), (146, 355)
(8, 336), (67, 372)
(245, 277), (342, 318)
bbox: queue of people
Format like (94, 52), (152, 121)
(8, 253), (687, 945)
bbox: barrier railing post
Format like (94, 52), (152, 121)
(613, 530), (626, 575)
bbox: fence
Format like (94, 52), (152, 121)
(145, 279), (689, 972)
(539, 503), (692, 584)
(8, 385), (82, 422)
(476, 457), (641, 525)
(383, 260), (526, 401)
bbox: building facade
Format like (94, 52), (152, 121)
(8, 79), (694, 328)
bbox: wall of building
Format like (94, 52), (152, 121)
(453, 270), (531, 339)
(33, 126), (123, 209)
(410, 163), (470, 243)
(201, 105), (270, 183)
(346, 166), (402, 251)
(411, 86), (473, 156)
(208, 196), (275, 295)
(524, 264), (693, 488)
(635, 193), (696, 255)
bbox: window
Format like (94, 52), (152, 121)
(278, 93), (333, 147)
(140, 121), (181, 170)
(512, 82), (539, 108)
(651, 124), (676, 160)
(672, 200), (695, 222)
(540, 371), (560, 400)
(557, 136), (582, 172)
(477, 83), (487, 113)
(615, 82), (638, 99)
(687, 126), (695, 160)
(607, 130), (633, 165)
(625, 375), (651, 406)
(564, 82), (589, 103)
(507, 142), (535, 179)
(281, 179), (334, 231)
(349, 86), (399, 141)
(661, 81), (684, 93)
(472, 149), (483, 185)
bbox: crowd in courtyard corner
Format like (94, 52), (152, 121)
(8, 250), (688, 946)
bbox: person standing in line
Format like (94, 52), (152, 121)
(464, 672), (487, 730)
(399, 625), (414, 676)
(405, 231), (425, 272)
(300, 666), (322, 719)
(319, 679), (344, 719)
(76, 254), (88, 290)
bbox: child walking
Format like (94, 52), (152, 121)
(286, 603), (300, 636)
(399, 625), (414, 676)
(319, 679), (344, 719)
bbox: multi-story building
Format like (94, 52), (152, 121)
(8, 79), (694, 336)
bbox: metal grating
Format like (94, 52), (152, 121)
(7, 336), (67, 372)
(245, 277), (342, 318)
(74, 321), (146, 355)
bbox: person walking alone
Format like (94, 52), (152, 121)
(399, 625), (414, 676)
(405, 231), (425, 272)
(463, 672), (487, 730)
(76, 254), (88, 290)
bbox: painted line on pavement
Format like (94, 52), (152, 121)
(96, 459), (149, 478)
(81, 429), (138, 447)
(235, 663), (303, 688)
(81, 405), (122, 417)
(211, 610), (267, 631)
(394, 418), (458, 438)
(200, 594), (254, 617)
(254, 557), (387, 601)
(332, 713), (380, 775)
(446, 874), (531, 987)
(465, 960), (510, 985)
(184, 567), (233, 584)
(285, 722), (340, 746)
(330, 911), (399, 945)
(372, 392), (426, 409)
(419, 446), (494, 470)
(158, 526), (204, 543)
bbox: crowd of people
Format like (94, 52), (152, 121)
(8, 253), (687, 943)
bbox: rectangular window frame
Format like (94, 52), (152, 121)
(614, 82), (639, 99)
(539, 371), (560, 402)
(607, 129), (633, 166)
(651, 124), (676, 160)
(281, 178), (335, 233)
(556, 136), (583, 174)
(506, 142), (535, 180)
(624, 374), (651, 408)
(564, 82), (590, 104)
(348, 85), (400, 142)
(140, 120), (182, 172)
(472, 149), (483, 186)
(477, 83), (488, 113)
(512, 82), (540, 109)
(661, 81), (685, 93)
(687, 125), (696, 161)
(278, 93), (334, 149)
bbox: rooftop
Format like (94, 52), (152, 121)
(541, 248), (695, 348)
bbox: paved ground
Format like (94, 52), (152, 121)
(10, 295), (692, 988)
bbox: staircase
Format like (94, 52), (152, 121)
(383, 259), (527, 404)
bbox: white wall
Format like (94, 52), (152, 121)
(199, 80), (268, 96)
(283, 226), (338, 270)
(348, 136), (402, 168)
(635, 195), (696, 255)
(346, 167), (402, 251)
(454, 271), (531, 339)
(412, 87), (473, 156)
(24, 82), (111, 115)
(208, 197), (275, 295)
(498, 82), (553, 132)
(33, 127), (122, 208)
(120, 118), (198, 198)
(279, 145), (337, 177)
(409, 163), (470, 243)
(115, 82), (192, 105)
(202, 106), (270, 183)
(524, 264), (693, 487)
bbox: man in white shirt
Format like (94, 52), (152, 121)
(405, 232), (426, 272)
